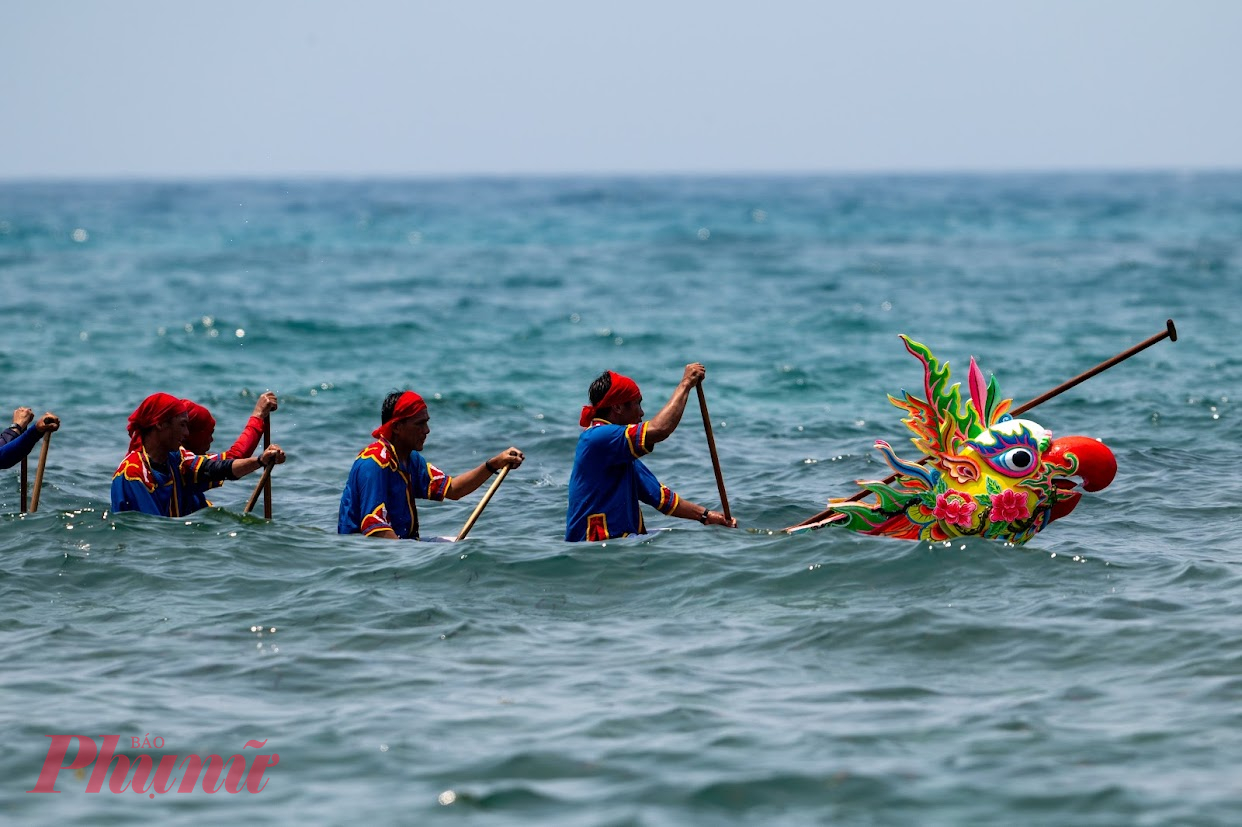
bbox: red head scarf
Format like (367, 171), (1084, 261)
(183, 401), (216, 454)
(372, 391), (428, 441)
(579, 371), (640, 427)
(127, 393), (188, 452)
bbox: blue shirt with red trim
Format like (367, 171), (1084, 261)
(565, 419), (680, 542)
(337, 438), (451, 539)
(110, 449), (233, 517)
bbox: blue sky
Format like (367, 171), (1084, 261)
(3, 1), (1239, 178)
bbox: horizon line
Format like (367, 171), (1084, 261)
(2, 164), (1240, 185)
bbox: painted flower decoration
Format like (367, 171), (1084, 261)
(933, 492), (977, 527)
(988, 488), (1030, 523)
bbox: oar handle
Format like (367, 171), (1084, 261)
(29, 432), (52, 513)
(1012, 319), (1177, 415)
(783, 320), (1179, 533)
(262, 419), (273, 519)
(456, 465), (510, 542)
(245, 464), (273, 515)
(696, 384), (732, 522)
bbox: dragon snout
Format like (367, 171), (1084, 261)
(1044, 436), (1116, 522)
(1043, 434), (1122, 519)
(1046, 435), (1117, 492)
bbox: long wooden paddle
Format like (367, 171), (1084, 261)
(456, 466), (510, 542)
(783, 319), (1179, 532)
(245, 464), (273, 516)
(261, 418), (273, 519)
(696, 384), (732, 522)
(29, 432), (52, 513)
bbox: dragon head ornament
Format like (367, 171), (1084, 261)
(827, 337), (1116, 544)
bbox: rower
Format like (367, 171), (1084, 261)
(111, 393), (284, 517)
(337, 389), (524, 540)
(0, 407), (59, 469)
(180, 391), (278, 512)
(565, 364), (736, 542)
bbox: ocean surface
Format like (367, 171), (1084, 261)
(1, 172), (1239, 826)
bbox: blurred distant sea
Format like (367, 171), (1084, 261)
(1, 172), (1240, 826)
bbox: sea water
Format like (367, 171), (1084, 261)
(1, 173), (1240, 825)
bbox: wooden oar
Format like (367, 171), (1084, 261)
(245, 464), (273, 516)
(20, 456), (28, 513)
(783, 319), (1179, 532)
(456, 466), (510, 542)
(261, 418), (273, 519)
(696, 384), (732, 522)
(1009, 318), (1177, 416)
(29, 433), (52, 513)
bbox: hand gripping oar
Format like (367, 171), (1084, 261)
(245, 463), (274, 516)
(261, 418), (273, 519)
(783, 319), (1179, 533)
(456, 465), (510, 542)
(696, 384), (732, 522)
(29, 432), (52, 513)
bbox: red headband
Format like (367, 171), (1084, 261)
(183, 400), (216, 453)
(127, 393), (188, 452)
(579, 372), (640, 427)
(372, 391), (428, 441)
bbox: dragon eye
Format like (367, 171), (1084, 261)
(994, 447), (1036, 475)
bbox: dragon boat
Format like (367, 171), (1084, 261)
(795, 336), (1118, 544)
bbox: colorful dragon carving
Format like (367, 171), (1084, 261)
(821, 336), (1116, 544)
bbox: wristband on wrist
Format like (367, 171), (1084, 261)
(698, 508), (710, 524)
(485, 459), (499, 474)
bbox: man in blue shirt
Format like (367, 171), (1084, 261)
(338, 389), (525, 540)
(566, 363), (737, 542)
(0, 406), (59, 470)
(111, 393), (285, 517)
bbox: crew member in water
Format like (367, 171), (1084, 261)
(0, 405), (60, 468)
(337, 389), (524, 539)
(179, 391), (279, 512)
(565, 363), (737, 542)
(111, 393), (285, 517)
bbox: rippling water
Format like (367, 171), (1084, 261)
(1, 173), (1239, 825)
